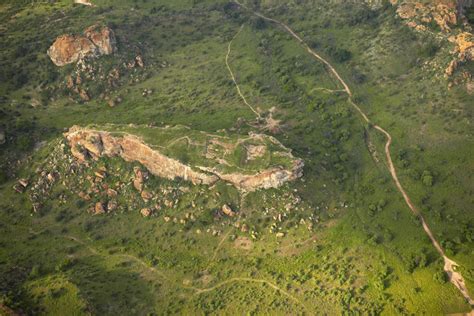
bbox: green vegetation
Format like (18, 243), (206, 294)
(0, 0), (472, 314)
(90, 123), (297, 174)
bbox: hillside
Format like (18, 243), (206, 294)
(0, 0), (473, 314)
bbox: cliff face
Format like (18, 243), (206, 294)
(47, 25), (116, 66)
(64, 126), (303, 192)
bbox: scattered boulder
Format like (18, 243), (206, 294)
(133, 167), (145, 192)
(94, 170), (106, 179)
(13, 184), (25, 193)
(221, 204), (236, 217)
(46, 172), (57, 183)
(83, 25), (116, 55)
(78, 191), (91, 201)
(18, 179), (29, 188)
(140, 207), (153, 217)
(107, 200), (118, 212)
(142, 88), (153, 97)
(106, 188), (117, 197)
(78, 89), (90, 102)
(136, 55), (144, 67)
(94, 202), (106, 215)
(48, 25), (116, 67)
(141, 190), (153, 202)
(127, 55), (145, 69)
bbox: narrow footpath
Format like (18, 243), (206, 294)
(233, 0), (474, 308)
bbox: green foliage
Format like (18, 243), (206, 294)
(249, 16), (266, 30)
(0, 0), (473, 315)
(433, 271), (448, 284)
(421, 170), (434, 187)
(466, 6), (474, 25)
(416, 40), (440, 58)
(327, 46), (352, 63)
(55, 258), (76, 272)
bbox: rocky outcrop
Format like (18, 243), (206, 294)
(393, 0), (458, 32)
(48, 25), (116, 66)
(64, 126), (303, 192)
(388, 0), (474, 89)
(197, 163), (303, 192)
(449, 32), (474, 60)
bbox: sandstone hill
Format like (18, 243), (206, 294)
(64, 125), (304, 192)
(47, 25), (116, 67)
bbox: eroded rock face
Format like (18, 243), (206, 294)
(64, 126), (303, 192)
(48, 25), (116, 66)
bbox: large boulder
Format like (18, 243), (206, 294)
(84, 25), (116, 55)
(48, 25), (116, 66)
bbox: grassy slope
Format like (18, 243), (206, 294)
(0, 0), (472, 314)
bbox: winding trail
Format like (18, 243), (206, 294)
(65, 234), (307, 309)
(65, 235), (172, 282)
(225, 24), (262, 118)
(233, 0), (474, 308)
(192, 277), (309, 312)
(206, 228), (234, 270)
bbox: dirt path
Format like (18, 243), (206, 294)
(192, 277), (309, 312)
(206, 228), (234, 270)
(65, 235), (172, 282)
(226, 24), (262, 118)
(66, 234), (308, 310)
(233, 0), (474, 308)
(310, 87), (346, 94)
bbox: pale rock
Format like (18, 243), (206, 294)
(140, 207), (152, 217)
(94, 202), (106, 215)
(222, 204), (236, 217)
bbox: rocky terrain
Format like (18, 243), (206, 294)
(64, 125), (304, 192)
(1, 1), (473, 314)
(47, 25), (116, 67)
(389, 0), (474, 90)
